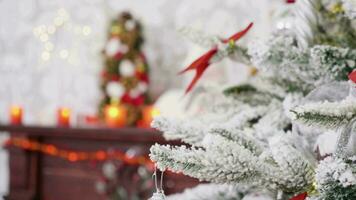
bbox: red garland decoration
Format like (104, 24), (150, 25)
(289, 192), (308, 200)
(348, 70), (356, 83)
(179, 22), (254, 94)
(286, 0), (296, 3)
(3, 137), (153, 166)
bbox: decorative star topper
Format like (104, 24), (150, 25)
(179, 22), (254, 94)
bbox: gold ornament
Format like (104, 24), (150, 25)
(331, 3), (344, 14)
(249, 66), (258, 76)
(228, 40), (235, 48)
(137, 65), (145, 73)
(307, 181), (318, 195)
(111, 25), (122, 35)
(122, 77), (139, 89)
(110, 98), (120, 105)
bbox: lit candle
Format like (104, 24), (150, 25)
(138, 106), (160, 128)
(10, 105), (23, 125)
(57, 107), (71, 127)
(104, 104), (127, 127)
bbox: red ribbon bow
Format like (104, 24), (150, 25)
(348, 70), (356, 84)
(179, 22), (254, 94)
(289, 192), (308, 200)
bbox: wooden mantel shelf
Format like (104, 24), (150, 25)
(0, 124), (198, 200)
(0, 124), (168, 143)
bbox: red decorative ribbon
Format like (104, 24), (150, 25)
(180, 22), (254, 94)
(348, 70), (356, 83)
(289, 192), (307, 200)
(286, 0), (296, 3)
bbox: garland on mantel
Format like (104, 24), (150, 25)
(3, 137), (153, 166)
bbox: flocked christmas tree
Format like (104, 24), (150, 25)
(100, 12), (150, 126)
(149, 0), (356, 199)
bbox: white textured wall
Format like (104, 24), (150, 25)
(0, 0), (284, 125)
(0, 0), (284, 197)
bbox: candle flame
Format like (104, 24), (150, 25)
(150, 108), (160, 118)
(60, 108), (71, 117)
(108, 106), (121, 118)
(11, 106), (22, 115)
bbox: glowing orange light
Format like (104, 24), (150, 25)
(21, 140), (31, 149)
(7, 137), (154, 166)
(68, 152), (79, 162)
(30, 142), (40, 150)
(138, 106), (160, 128)
(45, 145), (58, 155)
(57, 107), (71, 127)
(78, 152), (88, 160)
(10, 105), (23, 125)
(95, 151), (107, 160)
(104, 105), (127, 127)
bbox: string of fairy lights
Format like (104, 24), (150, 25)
(32, 8), (92, 64)
(4, 137), (153, 166)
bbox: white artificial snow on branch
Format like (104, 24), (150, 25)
(342, 0), (356, 19)
(291, 97), (356, 129)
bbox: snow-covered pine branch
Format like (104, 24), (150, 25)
(298, 0), (356, 48)
(342, 0), (356, 20)
(151, 103), (267, 146)
(150, 133), (315, 194)
(268, 138), (315, 193)
(167, 183), (252, 200)
(150, 136), (264, 184)
(250, 77), (290, 98)
(248, 32), (306, 78)
(248, 32), (313, 93)
(149, 0), (356, 199)
(178, 26), (220, 49)
(223, 84), (281, 106)
(291, 97), (356, 129)
(248, 32), (355, 94)
(253, 100), (292, 140)
(151, 116), (206, 145)
(167, 183), (274, 200)
(214, 105), (268, 129)
(207, 126), (264, 156)
(310, 45), (356, 84)
(313, 156), (356, 200)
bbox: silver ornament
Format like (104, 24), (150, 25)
(148, 191), (166, 200)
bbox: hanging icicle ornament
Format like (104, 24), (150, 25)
(179, 22), (254, 94)
(148, 167), (166, 200)
(149, 192), (166, 200)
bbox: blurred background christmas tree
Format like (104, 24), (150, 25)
(100, 12), (150, 126)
